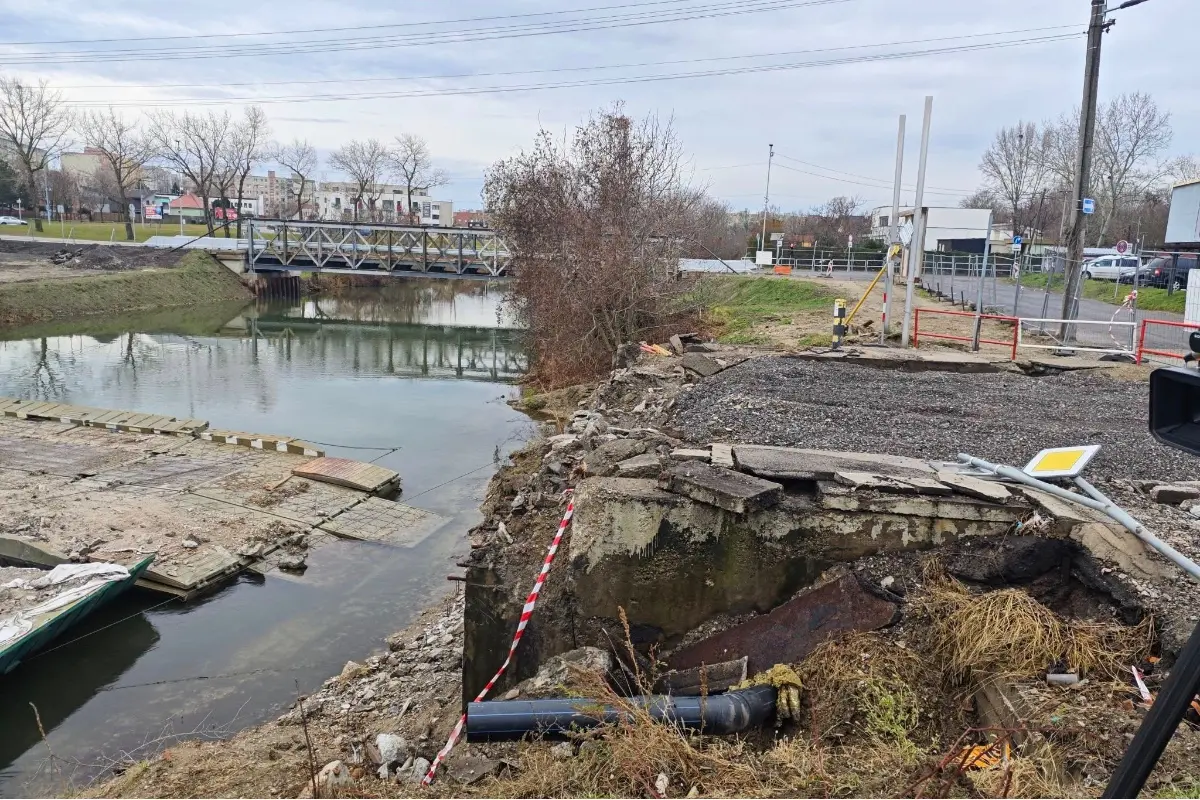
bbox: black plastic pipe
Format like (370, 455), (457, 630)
(466, 685), (777, 742)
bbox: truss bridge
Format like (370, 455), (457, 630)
(247, 219), (513, 277)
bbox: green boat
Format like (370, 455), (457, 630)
(0, 555), (155, 675)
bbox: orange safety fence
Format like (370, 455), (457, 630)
(913, 307), (1019, 360)
(1136, 318), (1200, 364)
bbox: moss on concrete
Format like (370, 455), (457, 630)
(0, 251), (252, 329)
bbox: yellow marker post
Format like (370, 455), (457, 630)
(832, 299), (847, 350)
(1022, 445), (1101, 478)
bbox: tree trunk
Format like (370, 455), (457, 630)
(120, 192), (134, 241)
(295, 178), (306, 220)
(27, 178), (43, 232)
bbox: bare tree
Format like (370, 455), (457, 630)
(808, 195), (868, 247)
(959, 188), (1004, 214)
(270, 137), (317, 219)
(149, 110), (232, 234)
(1093, 92), (1172, 244)
(978, 121), (1049, 238)
(484, 104), (711, 385)
(329, 139), (389, 222)
(0, 78), (72, 232)
(390, 133), (448, 223)
(1166, 154), (1200, 184)
(81, 108), (154, 241)
(228, 106), (269, 237)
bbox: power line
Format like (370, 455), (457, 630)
(0, 0), (853, 64)
(59, 33), (1083, 108)
(43, 24), (1081, 92)
(0, 0), (717, 46)
(775, 153), (977, 193)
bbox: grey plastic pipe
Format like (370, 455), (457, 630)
(466, 685), (777, 742)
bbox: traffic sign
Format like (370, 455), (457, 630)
(1023, 445), (1101, 479)
(1082, 198), (1096, 215)
(1116, 240), (1129, 254)
(1013, 235), (1023, 245)
(898, 221), (914, 246)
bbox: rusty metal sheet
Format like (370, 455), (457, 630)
(292, 456), (400, 494)
(668, 572), (898, 674)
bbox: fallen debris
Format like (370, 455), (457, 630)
(657, 461), (782, 514)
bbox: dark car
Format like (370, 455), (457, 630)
(1143, 254), (1199, 289)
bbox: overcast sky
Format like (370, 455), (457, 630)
(0, 0), (1193, 213)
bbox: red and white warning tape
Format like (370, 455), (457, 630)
(1109, 290), (1138, 350)
(422, 492), (576, 785)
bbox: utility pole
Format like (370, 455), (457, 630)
(1059, 0), (1107, 339)
(760, 143), (774, 258)
(883, 114), (906, 340)
(901, 96), (933, 348)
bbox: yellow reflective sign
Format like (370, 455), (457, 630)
(1022, 445), (1101, 478)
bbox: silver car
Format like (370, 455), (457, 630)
(0, 215), (29, 226)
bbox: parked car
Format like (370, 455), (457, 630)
(1143, 254), (1200, 289)
(1080, 254), (1142, 281)
(0, 215), (29, 226)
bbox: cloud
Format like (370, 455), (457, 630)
(2, 0), (1194, 210)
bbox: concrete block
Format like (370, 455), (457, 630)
(670, 448), (711, 462)
(659, 461), (782, 514)
(1150, 484), (1200, 505)
(710, 443), (735, 469)
(733, 445), (934, 481)
(935, 470), (1012, 503)
(616, 453), (664, 478)
(681, 352), (725, 378)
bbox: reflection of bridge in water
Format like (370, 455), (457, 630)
(225, 314), (526, 382)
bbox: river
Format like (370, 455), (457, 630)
(0, 280), (531, 796)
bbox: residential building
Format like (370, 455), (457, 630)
(312, 181), (453, 226)
(168, 192), (206, 221)
(868, 205), (994, 253)
(453, 209), (490, 229)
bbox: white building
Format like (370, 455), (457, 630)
(312, 181), (453, 226)
(869, 206), (994, 252)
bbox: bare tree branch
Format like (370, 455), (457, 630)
(270, 137), (317, 219)
(329, 139), (389, 222)
(0, 77), (73, 232)
(230, 106), (270, 237)
(80, 108), (154, 241)
(389, 133), (447, 223)
(148, 110), (232, 235)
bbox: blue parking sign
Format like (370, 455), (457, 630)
(1082, 198), (1095, 215)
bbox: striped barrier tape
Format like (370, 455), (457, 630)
(422, 492), (576, 785)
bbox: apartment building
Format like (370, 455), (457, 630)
(314, 181), (453, 226)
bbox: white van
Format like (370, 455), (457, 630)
(1081, 254), (1141, 281)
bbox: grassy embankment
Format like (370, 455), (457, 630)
(5, 221), (218, 243)
(690, 275), (836, 346)
(1018, 273), (1184, 314)
(0, 251), (252, 329)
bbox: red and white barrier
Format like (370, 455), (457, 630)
(422, 493), (576, 784)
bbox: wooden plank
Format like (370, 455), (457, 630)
(283, 440), (325, 457)
(126, 415), (175, 433)
(176, 418), (209, 433)
(114, 413), (158, 431)
(88, 410), (127, 425)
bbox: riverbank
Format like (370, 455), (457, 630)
(81, 331), (1200, 799)
(0, 245), (251, 330)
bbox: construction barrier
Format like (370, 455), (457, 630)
(1136, 319), (1200, 364)
(912, 308), (1018, 360)
(1015, 318), (1137, 358)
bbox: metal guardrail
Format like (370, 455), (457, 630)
(1136, 318), (1200, 364)
(912, 307), (1019, 360)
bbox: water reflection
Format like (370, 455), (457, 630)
(0, 279), (531, 795)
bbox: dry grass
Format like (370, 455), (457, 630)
(922, 571), (1153, 684)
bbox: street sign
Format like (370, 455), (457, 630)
(1022, 445), (1101, 478)
(1013, 235), (1023, 246)
(755, 250), (773, 266)
(1082, 198), (1096, 215)
(1116, 239), (1130, 254)
(1011, 242), (1022, 254)
(898, 221), (914, 246)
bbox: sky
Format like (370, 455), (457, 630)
(0, 0), (1194, 214)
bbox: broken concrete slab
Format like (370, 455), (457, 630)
(669, 334), (685, 356)
(833, 472), (950, 495)
(935, 470), (1012, 503)
(1070, 522), (1173, 582)
(681, 352), (726, 378)
(654, 657), (748, 696)
(733, 446), (934, 482)
(816, 480), (1025, 523)
(616, 453), (664, 478)
(670, 448), (711, 462)
(710, 443), (735, 469)
(668, 572), (898, 673)
(1149, 484), (1200, 505)
(658, 461), (782, 514)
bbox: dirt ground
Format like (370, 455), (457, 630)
(0, 241), (184, 282)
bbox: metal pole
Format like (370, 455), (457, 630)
(901, 96), (933, 348)
(883, 115), (906, 340)
(760, 144), (774, 260)
(972, 211), (994, 350)
(1060, 0), (1107, 340)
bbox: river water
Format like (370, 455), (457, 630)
(0, 281), (531, 796)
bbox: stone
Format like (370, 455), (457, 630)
(340, 661), (367, 681)
(595, 438), (647, 463)
(935, 470), (1012, 503)
(685, 342), (717, 353)
(407, 757), (431, 784)
(278, 553), (307, 572)
(315, 760), (352, 793)
(733, 446), (934, 481)
(681, 352), (726, 378)
(670, 448), (711, 462)
(181, 539), (199, 550)
(880, 575), (896, 589)
(1149, 484), (1200, 505)
(710, 442), (735, 469)
(669, 334), (685, 355)
(445, 752), (503, 785)
(239, 543), (266, 559)
(551, 742), (575, 761)
(668, 571), (898, 674)
(616, 453), (663, 478)
(515, 647), (612, 698)
(376, 733), (408, 766)
(658, 461), (782, 514)
(501, 688), (520, 701)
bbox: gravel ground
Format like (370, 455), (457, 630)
(671, 356), (1200, 482)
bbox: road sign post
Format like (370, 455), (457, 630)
(1082, 198), (1096, 215)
